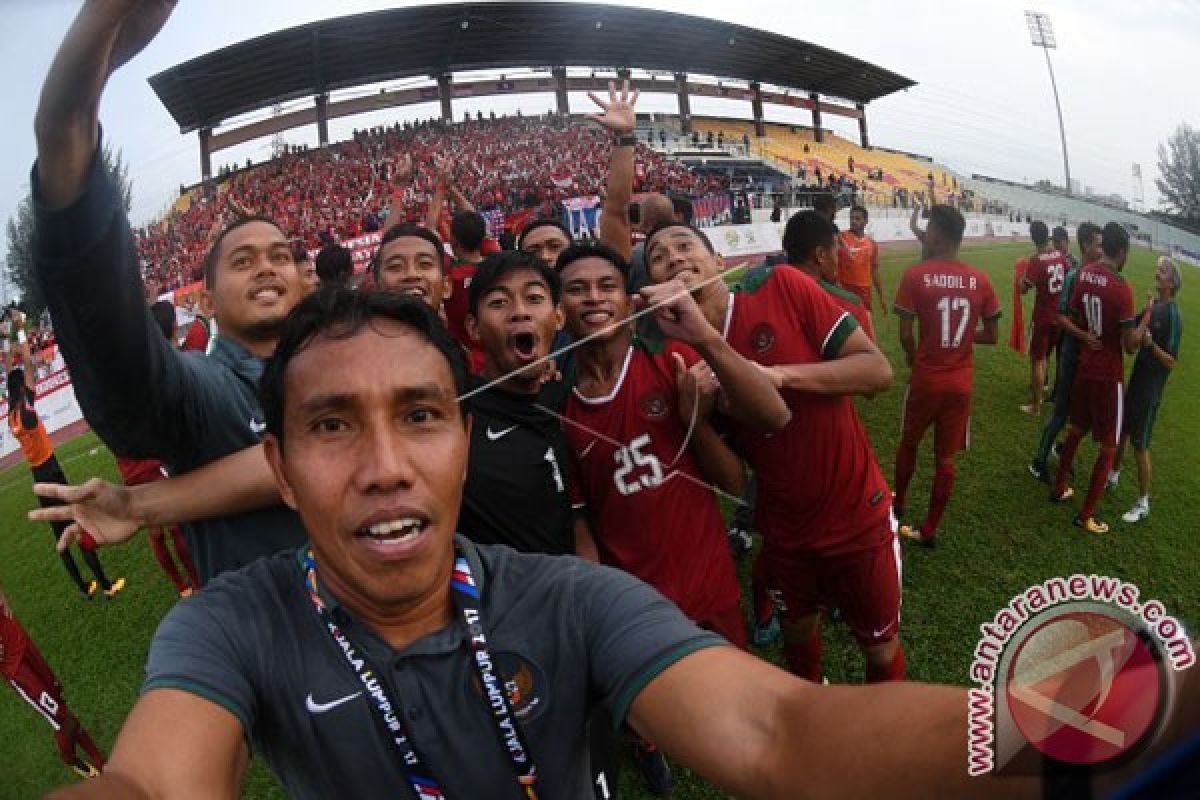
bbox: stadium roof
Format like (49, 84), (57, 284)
(149, 2), (916, 134)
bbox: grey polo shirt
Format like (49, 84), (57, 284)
(144, 536), (725, 799)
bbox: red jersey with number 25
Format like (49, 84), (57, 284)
(724, 266), (892, 558)
(1025, 251), (1071, 326)
(565, 339), (740, 623)
(893, 260), (1000, 394)
(1068, 263), (1135, 383)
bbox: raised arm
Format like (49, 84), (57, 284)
(46, 689), (248, 800)
(33, 1), (202, 463)
(762, 326), (894, 398)
(384, 153), (413, 231)
(589, 81), (640, 262)
(424, 154), (452, 233)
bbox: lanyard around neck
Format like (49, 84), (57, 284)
(300, 546), (541, 799)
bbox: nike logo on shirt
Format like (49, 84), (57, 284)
(486, 425), (518, 441)
(305, 692), (361, 714)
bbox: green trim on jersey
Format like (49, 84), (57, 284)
(734, 264), (774, 295)
(143, 678), (251, 737)
(1166, 300), (1183, 355)
(611, 637), (725, 730)
(818, 278), (864, 306)
(822, 313), (860, 360)
(633, 333), (665, 356)
(1058, 268), (1080, 316)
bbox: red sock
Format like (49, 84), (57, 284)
(1082, 449), (1116, 519)
(74, 724), (106, 769)
(149, 528), (188, 593)
(1053, 429), (1085, 494)
(783, 627), (822, 682)
(894, 441), (918, 513)
(171, 526), (201, 589)
(924, 461), (956, 534)
(866, 644), (907, 682)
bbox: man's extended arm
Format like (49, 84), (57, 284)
(973, 316), (999, 345)
(46, 689), (247, 800)
(31, 443), (282, 551)
(33, 1), (199, 462)
(590, 81), (639, 262)
(762, 327), (894, 398)
(898, 314), (917, 368)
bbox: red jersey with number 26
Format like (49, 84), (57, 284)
(1025, 251), (1071, 326)
(565, 339), (740, 623)
(724, 266), (892, 558)
(893, 260), (1000, 394)
(1069, 263), (1135, 382)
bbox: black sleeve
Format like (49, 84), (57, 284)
(31, 138), (199, 462)
(19, 387), (38, 430)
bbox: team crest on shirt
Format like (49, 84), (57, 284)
(637, 391), (670, 420)
(749, 323), (776, 354)
(469, 651), (548, 722)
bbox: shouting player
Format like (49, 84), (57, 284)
(643, 222), (903, 685)
(892, 206), (1001, 547)
(1050, 223), (1151, 533)
(1019, 221), (1069, 416)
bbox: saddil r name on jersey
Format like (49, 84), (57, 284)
(923, 273), (980, 290)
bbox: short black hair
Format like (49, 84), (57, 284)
(669, 193), (695, 224)
(371, 224), (446, 280)
(1051, 226), (1069, 242)
(927, 205), (966, 246)
(517, 218), (573, 249)
(150, 300), (177, 341)
(1076, 221), (1100, 250)
(202, 215), (288, 289)
(6, 368), (24, 404)
(782, 211), (837, 266)
(812, 193), (837, 215)
(1030, 220), (1050, 247)
(468, 250), (562, 315)
(1101, 222), (1130, 258)
(555, 242), (631, 288)
(643, 223), (717, 263)
(315, 245), (354, 284)
(259, 287), (468, 446)
(450, 210), (487, 252)
(849, 205), (869, 220)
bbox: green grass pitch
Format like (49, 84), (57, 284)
(0, 242), (1194, 798)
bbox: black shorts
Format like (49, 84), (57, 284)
(1124, 390), (1163, 450)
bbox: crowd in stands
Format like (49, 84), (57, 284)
(133, 114), (729, 294)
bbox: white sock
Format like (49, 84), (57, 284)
(1139, 495), (1150, 509)
(1109, 470), (1120, 482)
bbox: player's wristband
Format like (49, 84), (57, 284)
(613, 134), (638, 148)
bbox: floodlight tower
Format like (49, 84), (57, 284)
(1026, 11), (1072, 195)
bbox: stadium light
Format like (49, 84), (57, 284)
(1025, 10), (1072, 195)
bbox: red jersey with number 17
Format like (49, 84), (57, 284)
(1025, 251), (1071, 326)
(564, 339), (740, 623)
(893, 260), (1000, 394)
(1068, 262), (1135, 382)
(723, 266), (893, 558)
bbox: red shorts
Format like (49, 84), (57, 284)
(845, 284), (872, 311)
(1028, 320), (1060, 360)
(901, 384), (971, 459)
(762, 531), (902, 646)
(1069, 377), (1123, 447)
(115, 457), (167, 487)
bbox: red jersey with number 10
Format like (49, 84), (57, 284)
(1068, 263), (1135, 383)
(1025, 251), (1071, 326)
(565, 340), (740, 623)
(893, 260), (1000, 394)
(723, 266), (892, 558)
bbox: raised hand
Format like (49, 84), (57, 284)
(28, 478), (143, 553)
(673, 352), (718, 423)
(393, 153), (414, 185)
(586, 80), (639, 136)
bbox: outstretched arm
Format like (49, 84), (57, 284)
(384, 153), (413, 231)
(46, 689), (248, 800)
(761, 326), (894, 398)
(31, 444), (281, 552)
(589, 80), (639, 262)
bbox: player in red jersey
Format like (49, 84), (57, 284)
(784, 210), (875, 341)
(558, 242), (788, 648)
(1, 586), (106, 779)
(1052, 223), (1151, 533)
(892, 206), (1001, 547)
(1019, 221), (1070, 416)
(644, 222), (903, 685)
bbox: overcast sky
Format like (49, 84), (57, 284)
(3, 0), (1197, 285)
